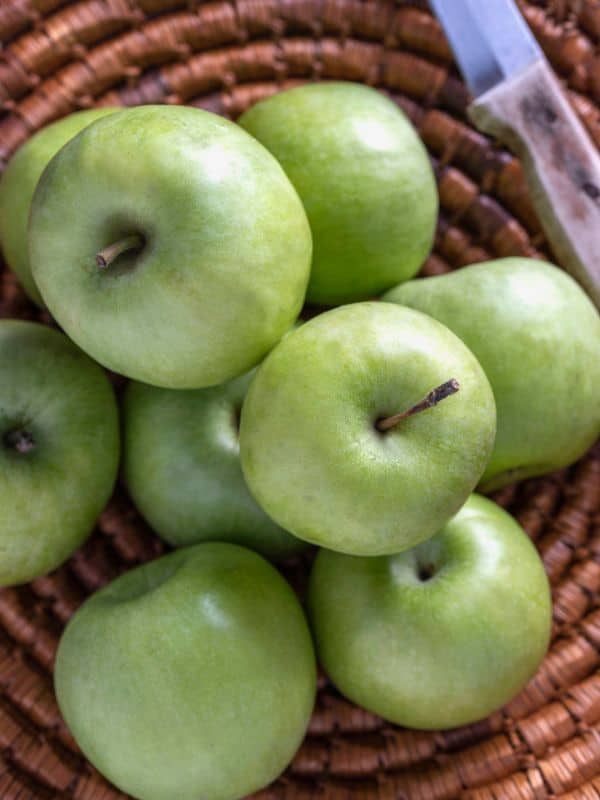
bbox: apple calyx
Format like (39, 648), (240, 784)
(95, 235), (144, 269)
(3, 428), (36, 454)
(232, 404), (242, 436)
(376, 378), (460, 433)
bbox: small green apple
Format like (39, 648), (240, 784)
(55, 543), (316, 800)
(0, 320), (119, 586)
(240, 302), (496, 556)
(308, 494), (552, 730)
(123, 371), (307, 559)
(239, 82), (438, 305)
(0, 108), (118, 305)
(29, 105), (312, 388)
(383, 258), (600, 490)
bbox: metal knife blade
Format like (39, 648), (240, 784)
(429, 0), (543, 97)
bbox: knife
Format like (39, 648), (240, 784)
(429, 0), (600, 308)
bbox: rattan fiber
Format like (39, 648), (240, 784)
(0, 1), (599, 798)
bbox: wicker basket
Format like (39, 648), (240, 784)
(0, 1), (599, 798)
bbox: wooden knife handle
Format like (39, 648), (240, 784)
(470, 58), (600, 308)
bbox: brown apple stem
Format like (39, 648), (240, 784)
(95, 235), (143, 268)
(376, 379), (460, 433)
(4, 428), (36, 454)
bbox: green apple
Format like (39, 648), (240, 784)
(123, 371), (307, 559)
(383, 258), (600, 491)
(29, 105), (312, 388)
(239, 82), (437, 305)
(308, 494), (552, 730)
(55, 543), (316, 800)
(0, 108), (118, 305)
(240, 302), (496, 556)
(0, 320), (119, 587)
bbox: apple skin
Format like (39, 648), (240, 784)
(0, 108), (118, 305)
(55, 543), (317, 800)
(308, 494), (552, 730)
(123, 371), (308, 559)
(382, 258), (600, 491)
(240, 302), (496, 556)
(239, 82), (437, 305)
(0, 320), (119, 587)
(29, 105), (312, 388)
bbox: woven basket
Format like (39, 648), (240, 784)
(1, 1), (599, 798)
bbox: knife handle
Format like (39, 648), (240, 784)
(470, 58), (600, 308)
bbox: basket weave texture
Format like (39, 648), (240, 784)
(0, 1), (599, 798)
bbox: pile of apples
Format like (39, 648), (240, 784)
(0, 82), (599, 800)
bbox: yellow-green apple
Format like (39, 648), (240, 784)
(55, 543), (316, 800)
(123, 371), (307, 559)
(240, 302), (496, 556)
(29, 105), (312, 388)
(239, 82), (437, 305)
(0, 108), (118, 305)
(383, 258), (600, 490)
(308, 494), (552, 729)
(0, 320), (119, 586)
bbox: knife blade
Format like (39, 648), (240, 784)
(429, 0), (600, 308)
(429, 0), (542, 97)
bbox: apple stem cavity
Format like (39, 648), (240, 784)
(376, 378), (460, 433)
(417, 564), (435, 582)
(95, 235), (144, 269)
(4, 428), (36, 454)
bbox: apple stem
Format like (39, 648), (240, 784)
(95, 235), (143, 268)
(4, 428), (36, 454)
(376, 379), (460, 433)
